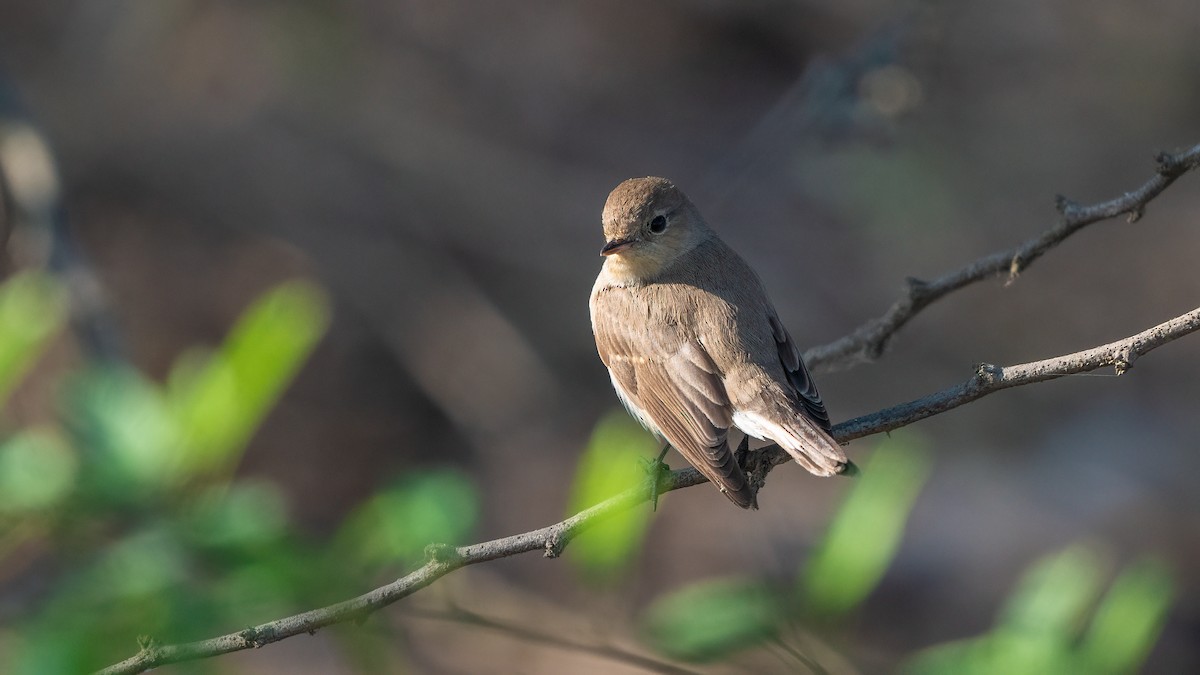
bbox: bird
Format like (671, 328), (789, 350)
(589, 176), (847, 509)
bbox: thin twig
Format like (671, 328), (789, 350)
(770, 635), (828, 675)
(95, 304), (1200, 675)
(402, 605), (702, 675)
(793, 305), (1200, 451)
(803, 143), (1200, 371)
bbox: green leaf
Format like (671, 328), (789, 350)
(339, 469), (478, 569)
(905, 544), (1124, 675)
(66, 365), (184, 492)
(0, 272), (67, 408)
(566, 410), (658, 581)
(642, 578), (784, 662)
(168, 280), (330, 473)
(5, 525), (198, 674)
(902, 636), (992, 675)
(995, 544), (1105, 642)
(801, 431), (932, 617)
(94, 527), (191, 599)
(1079, 558), (1174, 673)
(906, 632), (1077, 675)
(0, 428), (77, 513)
(183, 481), (289, 548)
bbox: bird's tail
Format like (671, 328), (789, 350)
(742, 409), (847, 476)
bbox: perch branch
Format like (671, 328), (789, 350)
(97, 304), (1200, 675)
(803, 143), (1200, 371)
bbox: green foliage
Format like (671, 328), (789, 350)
(997, 544), (1105, 643)
(0, 428), (77, 513)
(802, 431), (932, 616)
(642, 578), (784, 662)
(635, 433), (930, 663)
(168, 280), (331, 474)
(566, 410), (658, 580)
(326, 469), (480, 669)
(0, 271), (67, 407)
(183, 481), (290, 549)
(67, 365), (186, 492)
(64, 281), (331, 495)
(0, 275), (479, 673)
(12, 525), (194, 674)
(1080, 558), (1174, 673)
(337, 469), (479, 572)
(634, 431), (1172, 671)
(0, 259), (1175, 674)
(905, 545), (1174, 675)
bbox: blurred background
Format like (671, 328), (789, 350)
(0, 1), (1198, 673)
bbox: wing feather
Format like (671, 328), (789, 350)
(592, 288), (753, 508)
(768, 313), (832, 433)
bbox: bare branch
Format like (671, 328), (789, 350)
(401, 605), (703, 675)
(803, 143), (1200, 371)
(96, 303), (1200, 675)
(797, 305), (1199, 445)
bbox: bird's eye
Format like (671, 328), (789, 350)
(649, 214), (668, 234)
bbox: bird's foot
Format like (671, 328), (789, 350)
(735, 436), (768, 499)
(640, 444), (672, 511)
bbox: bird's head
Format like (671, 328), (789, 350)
(599, 177), (712, 280)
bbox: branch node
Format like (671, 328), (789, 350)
(1054, 193), (1081, 218)
(1155, 151), (1174, 173)
(904, 276), (931, 300)
(136, 634), (158, 652)
(239, 627), (264, 648)
(1155, 150), (1188, 176)
(973, 362), (1001, 386)
(1113, 346), (1138, 375)
(543, 534), (565, 559)
(865, 336), (889, 360)
(1006, 255), (1024, 286)
(424, 542), (461, 565)
(1126, 205), (1144, 223)
(1155, 149), (1200, 175)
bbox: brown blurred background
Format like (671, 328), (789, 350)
(1, 1), (1198, 672)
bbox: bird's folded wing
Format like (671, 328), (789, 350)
(768, 313), (832, 433)
(594, 304), (752, 506)
(635, 343), (752, 507)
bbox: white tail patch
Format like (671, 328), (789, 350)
(732, 410), (845, 477)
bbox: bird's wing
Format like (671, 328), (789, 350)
(593, 290), (754, 508)
(768, 313), (832, 433)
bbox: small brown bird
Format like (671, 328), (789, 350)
(590, 177), (847, 509)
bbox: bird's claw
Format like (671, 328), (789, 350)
(641, 444), (672, 511)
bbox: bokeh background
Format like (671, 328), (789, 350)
(1, 1), (1198, 673)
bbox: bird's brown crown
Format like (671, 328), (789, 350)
(602, 177), (686, 240)
(599, 177), (712, 280)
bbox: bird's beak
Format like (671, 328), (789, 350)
(600, 237), (636, 256)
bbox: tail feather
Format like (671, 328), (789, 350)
(734, 409), (846, 477)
